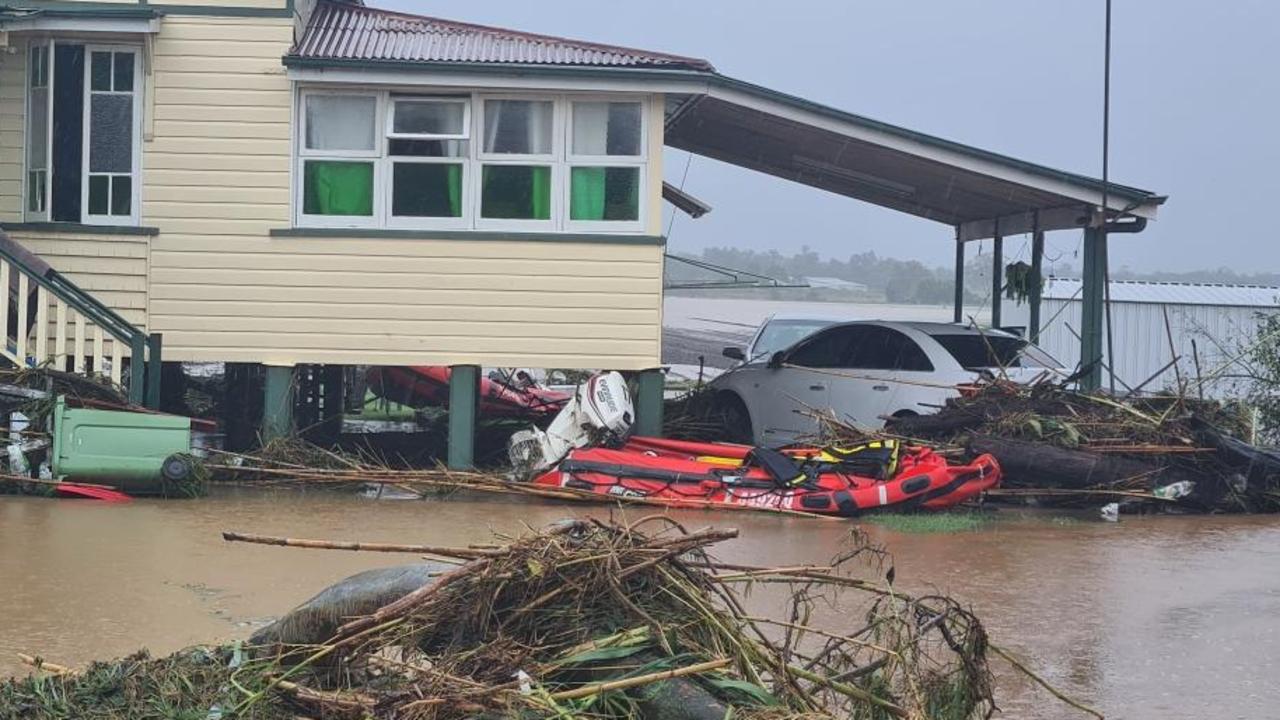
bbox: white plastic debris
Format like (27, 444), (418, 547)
(1100, 503), (1120, 522)
(1152, 480), (1195, 500)
(515, 670), (533, 695)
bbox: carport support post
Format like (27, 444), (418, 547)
(634, 369), (664, 437)
(1079, 227), (1107, 391)
(447, 364), (479, 470)
(1029, 217), (1045, 342)
(990, 224), (1003, 327)
(952, 227), (964, 323)
(262, 364), (295, 443)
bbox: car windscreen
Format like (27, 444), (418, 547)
(752, 319), (837, 358)
(929, 333), (1058, 369)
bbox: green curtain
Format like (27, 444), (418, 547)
(446, 165), (462, 217)
(530, 166), (551, 220)
(305, 161), (373, 216)
(570, 167), (606, 221)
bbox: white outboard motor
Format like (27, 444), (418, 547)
(508, 371), (634, 478)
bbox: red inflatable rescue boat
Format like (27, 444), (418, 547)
(531, 437), (1000, 516)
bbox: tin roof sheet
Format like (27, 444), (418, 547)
(292, 2), (714, 71)
(1045, 277), (1280, 307)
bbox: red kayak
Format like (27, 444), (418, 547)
(53, 482), (132, 502)
(367, 366), (569, 418)
(531, 437), (1000, 516)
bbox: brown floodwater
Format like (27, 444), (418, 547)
(3, 489), (1279, 719)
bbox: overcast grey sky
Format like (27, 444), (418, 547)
(380, 1), (1280, 274)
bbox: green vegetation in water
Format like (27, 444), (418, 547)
(0, 647), (291, 720)
(865, 512), (991, 534)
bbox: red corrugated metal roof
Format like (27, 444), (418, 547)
(292, 1), (714, 71)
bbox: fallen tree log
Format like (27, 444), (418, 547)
(967, 435), (1199, 490)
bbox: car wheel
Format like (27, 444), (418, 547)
(711, 393), (754, 445)
(890, 409), (919, 419)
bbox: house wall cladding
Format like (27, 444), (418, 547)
(0, 12), (665, 370)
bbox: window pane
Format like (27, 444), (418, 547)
(481, 165), (551, 220)
(26, 87), (47, 169)
(88, 93), (132, 173)
(570, 166), (639, 221)
(305, 95), (376, 152)
(29, 46), (47, 88)
(90, 51), (112, 92)
(392, 163), (463, 218)
(303, 160), (373, 216)
(113, 52), (134, 92)
(110, 175), (131, 216)
(88, 175), (109, 215)
(27, 171), (46, 213)
(572, 102), (641, 156)
(483, 100), (552, 155)
(389, 139), (467, 158)
(393, 100), (465, 136)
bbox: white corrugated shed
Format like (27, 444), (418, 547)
(1007, 278), (1280, 398)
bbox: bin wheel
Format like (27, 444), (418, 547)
(161, 454), (194, 483)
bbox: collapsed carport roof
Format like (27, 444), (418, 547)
(664, 75), (1165, 241)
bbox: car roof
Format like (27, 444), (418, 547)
(823, 320), (1020, 338)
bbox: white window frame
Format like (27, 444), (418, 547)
(563, 96), (648, 233)
(290, 88), (652, 235)
(23, 39), (53, 222)
(81, 44), (143, 226)
(295, 88), (383, 229)
(386, 95), (470, 141)
(473, 94), (561, 232)
(384, 95), (472, 230)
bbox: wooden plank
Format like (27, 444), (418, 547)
(151, 345), (656, 370)
(34, 287), (48, 363)
(149, 284), (659, 309)
(144, 330), (656, 356)
(148, 268), (660, 294)
(16, 274), (27, 364)
(147, 299), (658, 325)
(144, 169), (289, 189)
(152, 104), (290, 123)
(151, 315), (660, 341)
(149, 251), (660, 278)
(152, 120), (291, 141)
(110, 339), (123, 385)
(147, 235), (661, 262)
(143, 200), (290, 222)
(93, 326), (105, 378)
(54, 300), (67, 370)
(0, 261), (10, 346)
(74, 314), (86, 374)
(152, 77), (291, 94)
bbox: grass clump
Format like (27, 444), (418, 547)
(865, 512), (991, 534)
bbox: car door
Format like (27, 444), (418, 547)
(752, 326), (857, 446)
(833, 326), (937, 427)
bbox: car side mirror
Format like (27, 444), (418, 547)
(722, 346), (746, 361)
(767, 351), (786, 369)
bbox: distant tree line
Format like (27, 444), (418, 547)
(666, 247), (1280, 305)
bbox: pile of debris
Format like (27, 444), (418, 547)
(0, 519), (1095, 719)
(829, 381), (1280, 514)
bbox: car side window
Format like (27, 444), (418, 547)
(786, 327), (856, 368)
(845, 327), (934, 371)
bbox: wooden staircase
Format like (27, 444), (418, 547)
(0, 232), (159, 406)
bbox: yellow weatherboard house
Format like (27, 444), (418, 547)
(0, 0), (1164, 465)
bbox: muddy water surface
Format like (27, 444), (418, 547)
(3, 490), (1278, 719)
